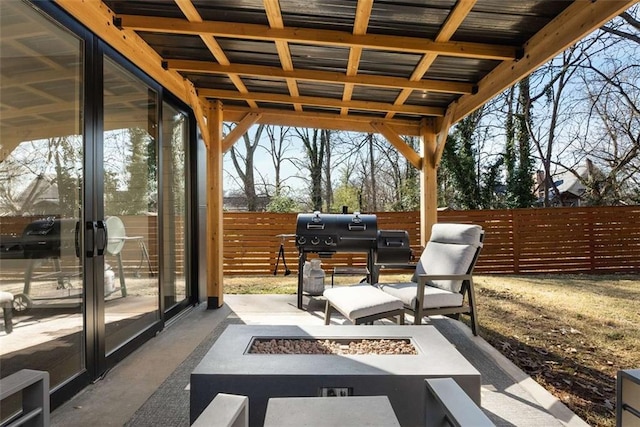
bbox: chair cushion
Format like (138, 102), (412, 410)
(324, 284), (403, 321)
(0, 291), (13, 305)
(430, 223), (483, 247)
(378, 283), (463, 310)
(411, 223), (483, 293)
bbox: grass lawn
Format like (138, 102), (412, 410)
(224, 272), (640, 427)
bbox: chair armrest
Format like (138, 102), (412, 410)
(425, 378), (494, 427)
(192, 393), (249, 427)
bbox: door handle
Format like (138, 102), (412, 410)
(86, 221), (97, 257)
(96, 220), (108, 256)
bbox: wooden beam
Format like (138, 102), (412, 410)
(173, 0), (257, 108)
(370, 121), (422, 169)
(221, 112), (262, 152)
(206, 99), (224, 308)
(386, 0), (476, 119)
(224, 107), (422, 136)
(433, 103), (456, 167)
(54, 0), (189, 104)
(452, 0), (637, 123)
(199, 88), (444, 116)
(185, 80), (211, 149)
(167, 60), (474, 94)
(420, 118), (438, 246)
(118, 15), (518, 60)
(264, 0), (302, 112)
(341, 0), (373, 115)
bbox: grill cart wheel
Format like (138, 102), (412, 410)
(12, 293), (32, 314)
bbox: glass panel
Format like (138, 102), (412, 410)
(161, 103), (188, 310)
(0, 0), (84, 406)
(103, 57), (159, 354)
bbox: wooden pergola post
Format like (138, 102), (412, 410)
(420, 118), (438, 247)
(206, 100), (224, 308)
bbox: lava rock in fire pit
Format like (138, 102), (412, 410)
(249, 338), (417, 355)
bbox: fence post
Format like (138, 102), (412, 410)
(512, 210), (520, 274)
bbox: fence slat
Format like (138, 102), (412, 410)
(222, 207), (640, 276)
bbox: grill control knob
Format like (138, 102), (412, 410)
(311, 236), (320, 245)
(324, 237), (334, 245)
(297, 236), (307, 245)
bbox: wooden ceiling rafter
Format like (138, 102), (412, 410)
(263, 0), (302, 112)
(166, 60), (474, 94)
(221, 112), (263, 152)
(54, 0), (190, 105)
(198, 88), (444, 116)
(385, 0), (477, 120)
(117, 15), (518, 61)
(340, 0), (373, 116)
(174, 0), (257, 109)
(44, 0), (639, 141)
(223, 106), (421, 136)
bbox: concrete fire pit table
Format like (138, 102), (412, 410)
(190, 325), (481, 427)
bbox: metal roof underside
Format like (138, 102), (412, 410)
(2, 0), (636, 146)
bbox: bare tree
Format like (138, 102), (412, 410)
(227, 124), (265, 211)
(294, 128), (328, 211)
(264, 125), (293, 195)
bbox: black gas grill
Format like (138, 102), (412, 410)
(295, 211), (378, 255)
(295, 212), (411, 308)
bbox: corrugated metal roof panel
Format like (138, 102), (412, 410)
(192, 0), (268, 24)
(279, 0), (356, 32)
(217, 39), (280, 67)
(296, 81), (345, 99)
(241, 77), (290, 95)
(254, 102), (296, 111)
(103, 0), (183, 18)
(357, 50), (422, 79)
(453, 0), (572, 44)
(405, 91), (458, 108)
(137, 32), (212, 61)
(367, 0), (455, 39)
(289, 44), (350, 73)
(182, 74), (237, 91)
(424, 57), (500, 83)
(351, 86), (401, 104)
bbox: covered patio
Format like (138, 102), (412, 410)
(50, 294), (587, 426)
(51, 0), (636, 307)
(2, 0), (637, 424)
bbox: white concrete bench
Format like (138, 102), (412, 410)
(425, 378), (494, 427)
(191, 393), (248, 427)
(0, 369), (50, 427)
(323, 284), (404, 325)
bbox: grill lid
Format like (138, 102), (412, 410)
(295, 211), (377, 253)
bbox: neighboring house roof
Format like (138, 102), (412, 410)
(552, 166), (587, 198)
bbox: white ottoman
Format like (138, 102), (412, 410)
(323, 284), (404, 325)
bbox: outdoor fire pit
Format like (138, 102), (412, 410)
(190, 325), (481, 427)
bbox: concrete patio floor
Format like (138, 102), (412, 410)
(50, 294), (589, 426)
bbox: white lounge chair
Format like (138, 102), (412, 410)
(376, 223), (484, 335)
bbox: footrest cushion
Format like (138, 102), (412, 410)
(324, 284), (403, 321)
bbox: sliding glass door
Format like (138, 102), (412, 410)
(102, 56), (160, 356)
(0, 2), (194, 410)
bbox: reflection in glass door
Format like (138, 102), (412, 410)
(0, 0), (85, 396)
(161, 102), (188, 312)
(102, 56), (159, 355)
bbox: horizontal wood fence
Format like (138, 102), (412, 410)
(223, 206), (640, 275)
